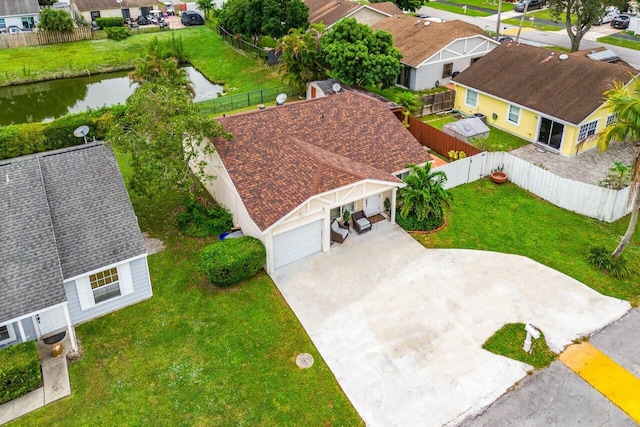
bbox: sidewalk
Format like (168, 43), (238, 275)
(0, 335), (72, 425)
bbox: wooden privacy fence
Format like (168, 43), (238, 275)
(406, 114), (483, 159)
(417, 90), (455, 116)
(435, 151), (634, 222)
(0, 27), (92, 49)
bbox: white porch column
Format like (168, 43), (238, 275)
(265, 233), (274, 274)
(391, 187), (397, 224)
(62, 303), (78, 351)
(322, 207), (331, 252)
(17, 319), (26, 343)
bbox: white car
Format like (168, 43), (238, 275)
(595, 7), (620, 25)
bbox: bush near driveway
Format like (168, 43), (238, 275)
(0, 341), (42, 405)
(200, 237), (266, 287)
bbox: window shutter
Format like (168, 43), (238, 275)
(118, 262), (134, 296)
(76, 276), (95, 311)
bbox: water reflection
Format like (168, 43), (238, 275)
(0, 66), (223, 126)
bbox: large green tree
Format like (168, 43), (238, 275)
(547, 0), (605, 51)
(219, 0), (308, 40)
(398, 163), (453, 225)
(278, 24), (328, 95)
(38, 7), (74, 32)
(597, 81), (640, 257)
(321, 18), (402, 88)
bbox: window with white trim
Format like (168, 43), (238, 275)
(330, 202), (355, 220)
(90, 268), (121, 304)
(465, 90), (478, 108)
(606, 114), (617, 126)
(396, 171), (410, 180)
(442, 62), (453, 78)
(0, 19), (6, 30)
(0, 324), (16, 345)
(578, 120), (598, 141)
(507, 105), (520, 124)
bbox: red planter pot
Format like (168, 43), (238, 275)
(491, 171), (508, 184)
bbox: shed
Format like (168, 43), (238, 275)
(443, 117), (489, 142)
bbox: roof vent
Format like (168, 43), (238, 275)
(559, 54), (569, 61)
(550, 52), (555, 56)
(415, 19), (421, 25)
(424, 21), (430, 26)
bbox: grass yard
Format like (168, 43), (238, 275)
(597, 34), (640, 50)
(426, 0), (515, 15)
(10, 152), (362, 426)
(483, 323), (556, 369)
(0, 26), (280, 92)
(413, 179), (640, 305)
(423, 2), (493, 17)
(502, 9), (566, 31)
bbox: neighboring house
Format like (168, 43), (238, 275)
(305, 0), (403, 28)
(0, 143), (152, 351)
(371, 16), (499, 91)
(204, 91), (431, 273)
(0, 0), (40, 32)
(453, 43), (638, 156)
(71, 0), (156, 22)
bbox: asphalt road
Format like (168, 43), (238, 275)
(460, 308), (640, 426)
(417, 5), (640, 67)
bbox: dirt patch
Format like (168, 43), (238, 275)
(143, 232), (166, 255)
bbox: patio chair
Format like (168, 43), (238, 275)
(330, 219), (349, 243)
(352, 210), (372, 234)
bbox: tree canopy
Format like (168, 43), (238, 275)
(38, 8), (74, 32)
(278, 24), (328, 95)
(597, 81), (640, 257)
(321, 18), (402, 88)
(397, 162), (453, 227)
(547, 0), (605, 51)
(219, 0), (309, 39)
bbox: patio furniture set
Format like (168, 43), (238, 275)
(330, 210), (372, 243)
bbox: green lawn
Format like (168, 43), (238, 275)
(427, 0), (515, 14)
(597, 34), (640, 50)
(10, 152), (362, 426)
(423, 2), (493, 17)
(0, 26), (280, 92)
(483, 323), (556, 369)
(413, 179), (640, 305)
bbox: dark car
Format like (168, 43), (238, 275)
(135, 15), (150, 25)
(611, 14), (632, 29)
(514, 0), (543, 12)
(181, 10), (204, 26)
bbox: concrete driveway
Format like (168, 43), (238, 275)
(271, 221), (630, 426)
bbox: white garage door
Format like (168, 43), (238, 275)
(273, 220), (322, 269)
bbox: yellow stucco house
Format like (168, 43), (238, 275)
(452, 43), (638, 156)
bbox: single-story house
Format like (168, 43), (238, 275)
(71, 0), (156, 21)
(453, 43), (639, 156)
(204, 91), (431, 273)
(0, 143), (152, 351)
(0, 0), (39, 31)
(371, 16), (499, 91)
(305, 0), (403, 28)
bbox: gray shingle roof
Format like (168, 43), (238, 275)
(0, 158), (66, 323)
(0, 143), (146, 323)
(0, 0), (40, 17)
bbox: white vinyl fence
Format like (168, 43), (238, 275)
(435, 152), (633, 223)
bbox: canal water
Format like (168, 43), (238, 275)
(0, 66), (223, 126)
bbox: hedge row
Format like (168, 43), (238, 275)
(0, 106), (125, 161)
(95, 17), (124, 28)
(200, 237), (266, 287)
(0, 341), (42, 405)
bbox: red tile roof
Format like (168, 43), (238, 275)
(305, 0), (401, 26)
(213, 91), (430, 231)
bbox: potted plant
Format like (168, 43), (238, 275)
(491, 165), (508, 184)
(342, 210), (351, 228)
(384, 197), (391, 214)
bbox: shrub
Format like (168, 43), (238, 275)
(176, 198), (233, 237)
(0, 341), (42, 405)
(599, 162), (632, 190)
(587, 246), (631, 278)
(105, 26), (131, 41)
(200, 237), (266, 287)
(395, 210), (443, 232)
(95, 17), (125, 29)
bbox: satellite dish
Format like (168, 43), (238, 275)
(558, 53), (569, 61)
(332, 82), (342, 93)
(276, 93), (287, 105)
(424, 21), (430, 26)
(74, 125), (90, 144)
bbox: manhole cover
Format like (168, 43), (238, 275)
(296, 353), (314, 369)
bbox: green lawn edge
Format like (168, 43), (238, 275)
(483, 323), (556, 369)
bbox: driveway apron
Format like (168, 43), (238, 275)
(271, 222), (630, 426)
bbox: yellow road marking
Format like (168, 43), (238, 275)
(502, 28), (533, 36)
(560, 342), (640, 423)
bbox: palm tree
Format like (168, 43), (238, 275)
(398, 163), (453, 224)
(598, 81), (640, 257)
(394, 92), (422, 128)
(196, 0), (214, 19)
(278, 24), (328, 95)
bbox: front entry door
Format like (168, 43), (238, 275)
(35, 306), (67, 337)
(364, 194), (381, 217)
(538, 117), (564, 150)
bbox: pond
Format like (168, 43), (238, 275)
(0, 66), (223, 126)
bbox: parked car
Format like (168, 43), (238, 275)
(594, 7), (619, 25)
(498, 35), (515, 43)
(180, 10), (204, 26)
(611, 14), (632, 29)
(514, 0), (543, 12)
(135, 15), (150, 25)
(1, 26), (24, 34)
